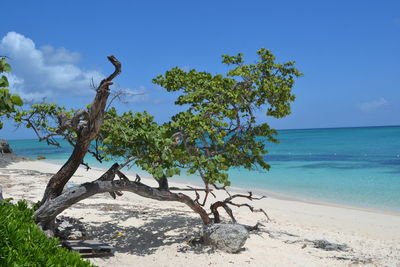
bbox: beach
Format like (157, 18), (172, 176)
(1, 156), (399, 266)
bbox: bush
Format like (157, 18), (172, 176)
(0, 200), (95, 267)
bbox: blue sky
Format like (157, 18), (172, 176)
(1, 0), (399, 139)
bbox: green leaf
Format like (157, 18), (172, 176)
(0, 75), (9, 87)
(11, 94), (23, 106)
(3, 63), (11, 73)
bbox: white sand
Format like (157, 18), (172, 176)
(1, 157), (399, 266)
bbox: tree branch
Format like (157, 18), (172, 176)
(210, 191), (270, 223)
(34, 178), (212, 230)
(40, 56), (122, 204)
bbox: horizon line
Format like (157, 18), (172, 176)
(4, 124), (399, 141)
(277, 124), (400, 132)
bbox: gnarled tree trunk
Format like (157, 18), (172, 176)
(41, 139), (90, 203)
(40, 56), (121, 205)
(36, 56), (121, 232)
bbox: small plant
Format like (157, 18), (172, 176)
(0, 200), (95, 267)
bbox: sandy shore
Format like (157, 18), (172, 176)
(1, 156), (399, 266)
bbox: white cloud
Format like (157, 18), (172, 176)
(357, 98), (388, 112)
(40, 45), (81, 64)
(5, 73), (49, 101)
(0, 32), (103, 101)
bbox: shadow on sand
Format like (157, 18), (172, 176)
(78, 203), (205, 256)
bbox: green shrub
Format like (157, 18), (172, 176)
(0, 200), (95, 267)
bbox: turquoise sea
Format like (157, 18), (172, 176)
(7, 126), (400, 213)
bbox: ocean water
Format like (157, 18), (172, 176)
(6, 126), (400, 213)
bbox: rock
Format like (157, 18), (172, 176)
(55, 216), (87, 240)
(37, 155), (46, 160)
(0, 139), (13, 154)
(203, 223), (249, 253)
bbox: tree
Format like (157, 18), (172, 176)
(0, 57), (23, 128)
(15, 50), (302, 234)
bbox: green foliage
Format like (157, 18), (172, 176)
(100, 108), (181, 179)
(100, 49), (302, 186)
(14, 103), (71, 130)
(0, 57), (23, 129)
(14, 103), (79, 146)
(0, 200), (94, 267)
(149, 49), (302, 185)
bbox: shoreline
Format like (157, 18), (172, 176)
(173, 176), (400, 217)
(22, 156), (400, 217)
(251, 187), (400, 217)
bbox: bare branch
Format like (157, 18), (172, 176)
(210, 201), (236, 223)
(95, 163), (120, 199)
(80, 161), (91, 171)
(105, 88), (145, 111)
(226, 201), (270, 222)
(212, 183), (232, 198)
(225, 192), (266, 202)
(90, 77), (97, 91)
(118, 156), (136, 170)
(19, 114), (62, 147)
(194, 190), (201, 204)
(104, 55), (121, 82)
(210, 191), (269, 223)
(86, 147), (104, 163)
(115, 170), (130, 181)
(34, 178), (212, 230)
(87, 56), (122, 140)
